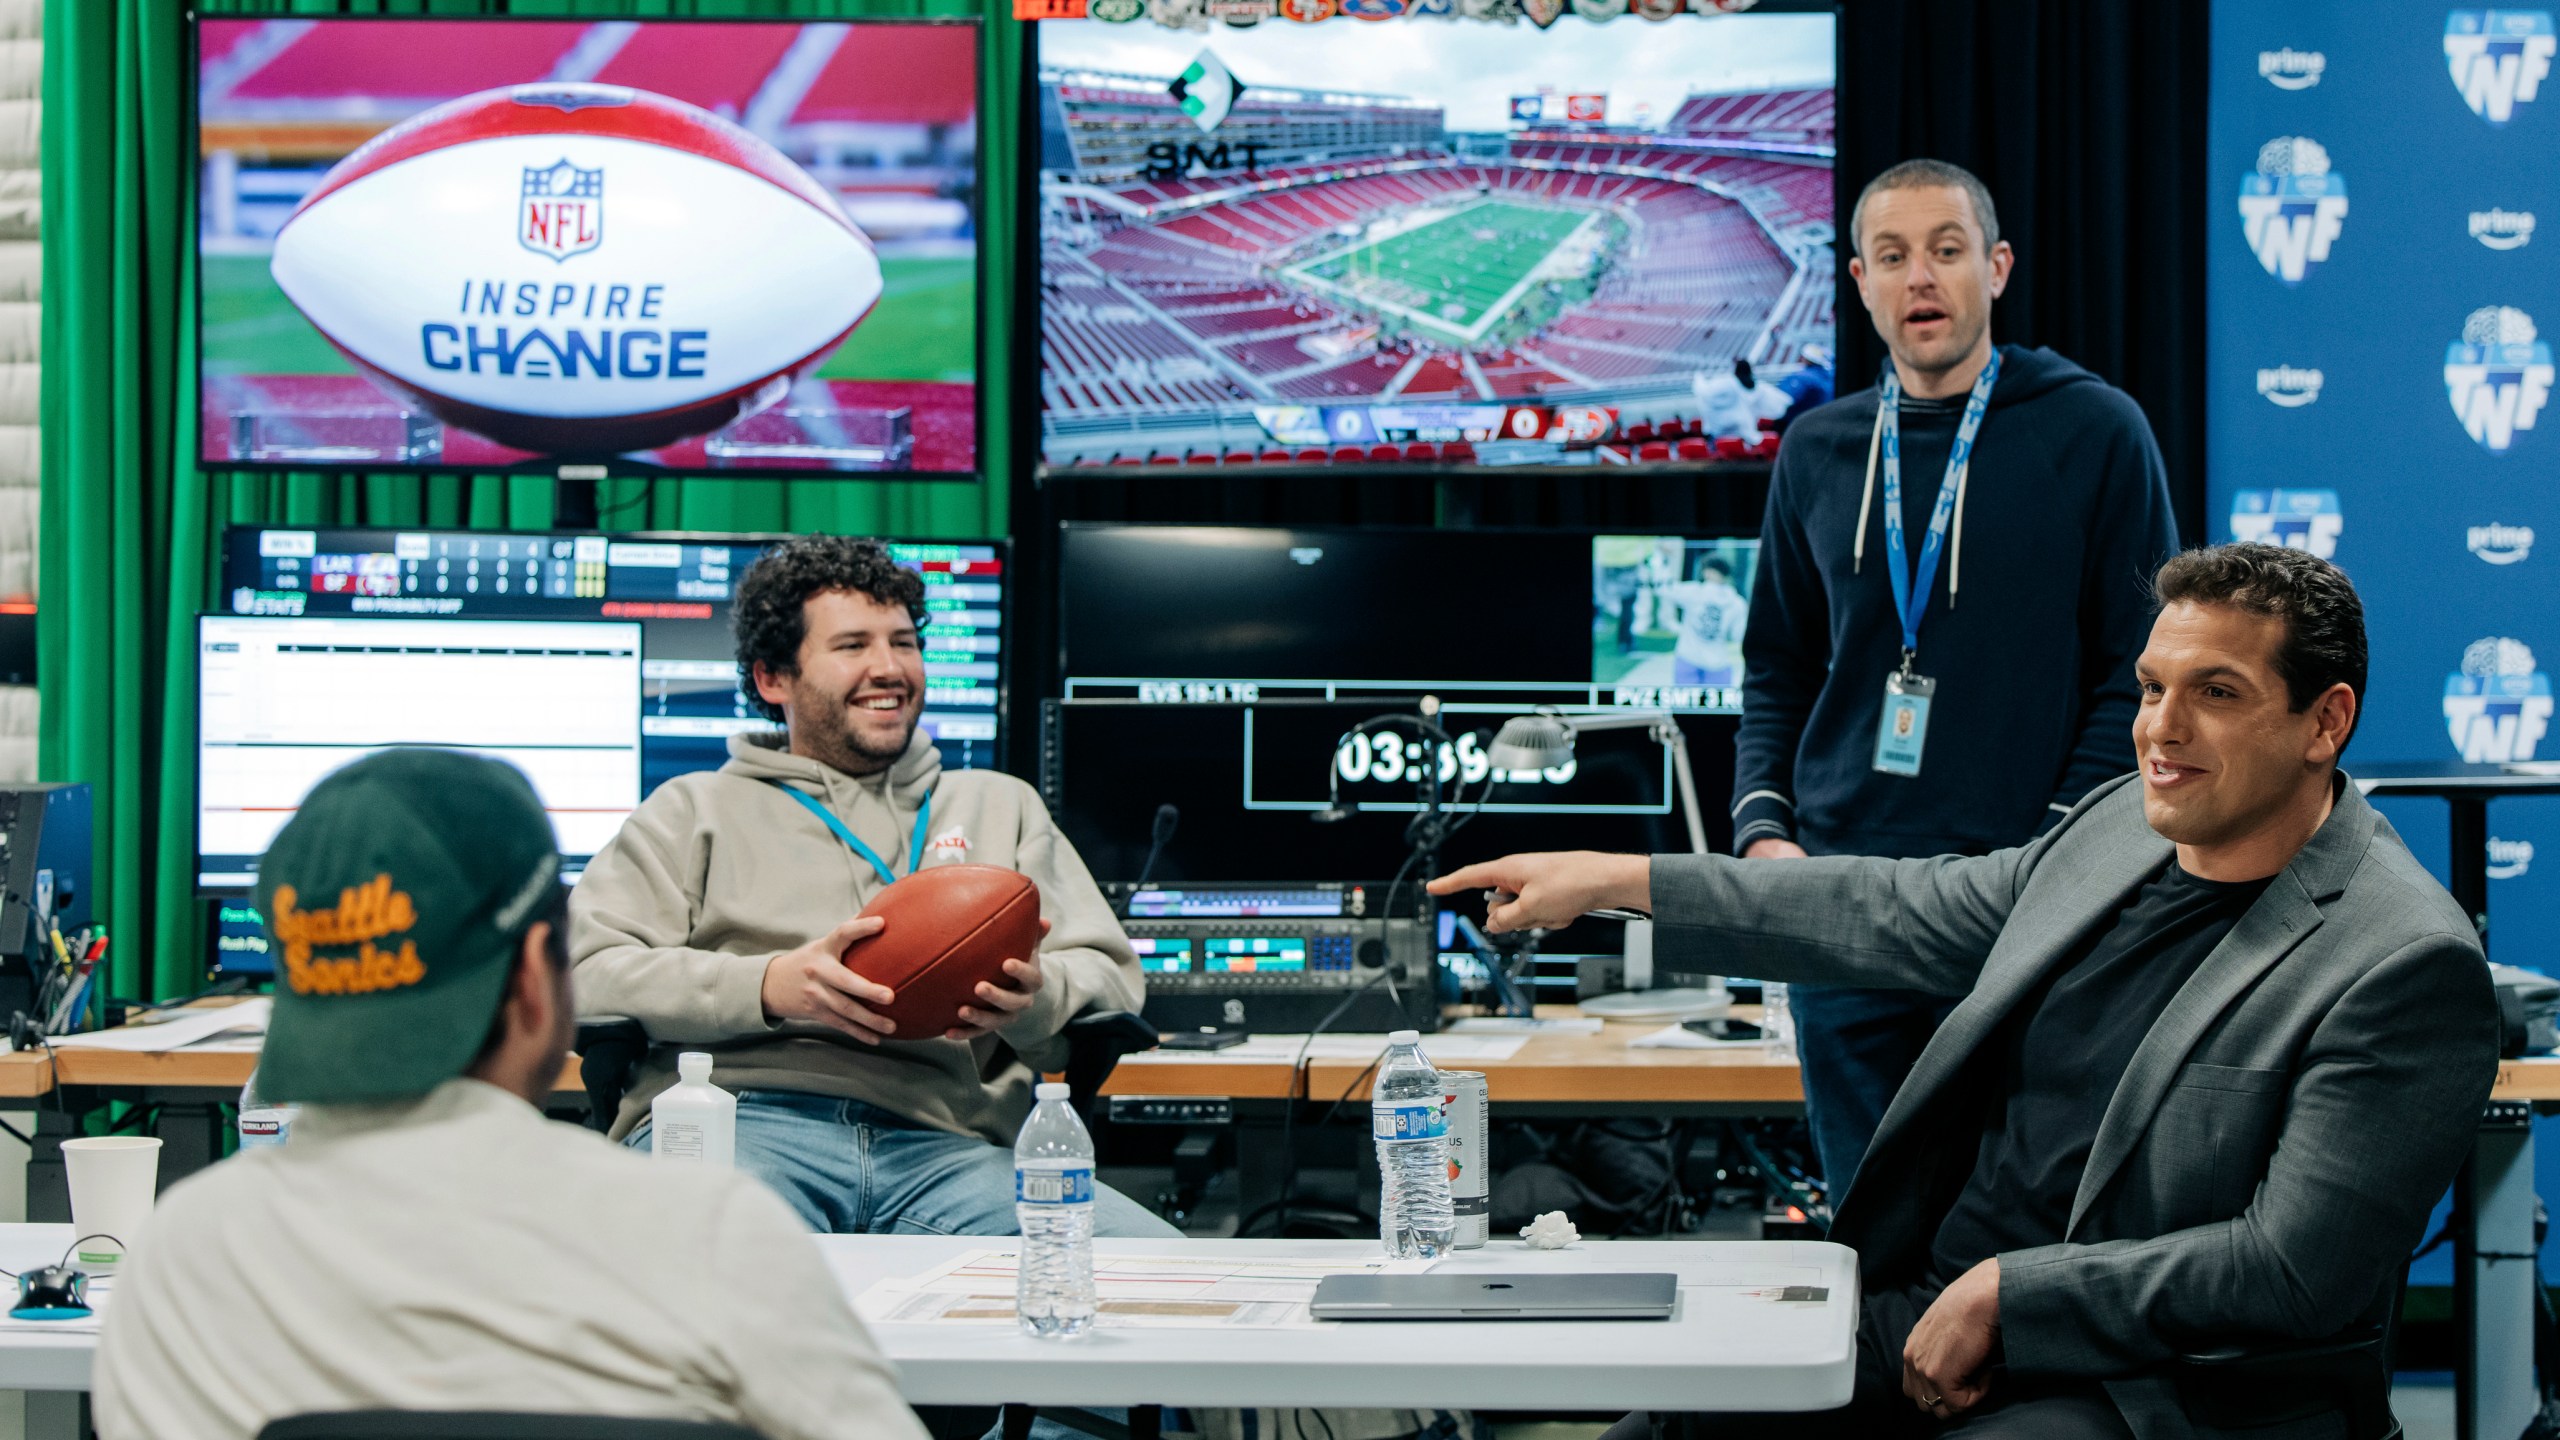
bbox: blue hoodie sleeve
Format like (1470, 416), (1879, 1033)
(2044, 397), (2180, 827)
(1733, 431), (1831, 851)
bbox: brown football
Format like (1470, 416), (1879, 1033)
(845, 865), (1044, 1038)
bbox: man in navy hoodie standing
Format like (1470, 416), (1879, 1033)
(1732, 159), (2178, 1199)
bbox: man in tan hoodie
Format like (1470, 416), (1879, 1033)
(571, 534), (1174, 1237)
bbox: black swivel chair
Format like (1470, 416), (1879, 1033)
(260, 1414), (765, 1440)
(2173, 1274), (2405, 1440)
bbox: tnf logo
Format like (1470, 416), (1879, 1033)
(2444, 305), (2555, 452)
(2229, 489), (2342, 558)
(2238, 136), (2347, 283)
(2445, 637), (2553, 762)
(2446, 10), (2555, 124)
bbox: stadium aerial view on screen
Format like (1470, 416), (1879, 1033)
(1035, 12), (1835, 470)
(197, 17), (979, 474)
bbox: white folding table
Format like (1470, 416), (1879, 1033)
(0, 1226), (1858, 1416)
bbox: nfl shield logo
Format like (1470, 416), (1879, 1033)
(1522, 0), (1565, 27)
(520, 160), (603, 262)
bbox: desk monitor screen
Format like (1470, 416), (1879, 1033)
(218, 526), (1009, 797)
(1132, 937), (1195, 974)
(1204, 937), (1307, 974)
(197, 615), (643, 889)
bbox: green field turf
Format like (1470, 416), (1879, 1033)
(200, 251), (976, 384)
(1288, 202), (1588, 337)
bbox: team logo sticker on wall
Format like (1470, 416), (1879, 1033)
(2259, 48), (2327, 89)
(2445, 306), (2554, 452)
(2238, 137), (2347, 283)
(2445, 636), (2553, 763)
(2445, 10), (2554, 124)
(2470, 522), (2536, 563)
(2229, 489), (2342, 557)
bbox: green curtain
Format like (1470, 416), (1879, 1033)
(41, 0), (1018, 1004)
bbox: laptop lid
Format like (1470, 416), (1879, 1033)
(1309, 1272), (1677, 1321)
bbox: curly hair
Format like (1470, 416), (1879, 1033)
(732, 535), (927, 724)
(2154, 543), (2367, 747)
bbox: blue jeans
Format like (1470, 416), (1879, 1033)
(1791, 985), (1959, 1196)
(625, 1089), (1180, 1238)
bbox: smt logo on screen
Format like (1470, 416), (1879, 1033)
(2444, 306), (2554, 453)
(2229, 489), (2342, 558)
(2445, 637), (2553, 763)
(2238, 136), (2347, 283)
(2446, 10), (2555, 124)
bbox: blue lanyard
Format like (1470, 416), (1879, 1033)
(770, 781), (931, 888)
(1879, 349), (2003, 660)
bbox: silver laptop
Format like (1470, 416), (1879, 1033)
(1309, 1272), (1677, 1321)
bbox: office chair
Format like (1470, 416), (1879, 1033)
(574, 1010), (1162, 1134)
(2173, 1272), (2404, 1440)
(259, 1413), (765, 1439)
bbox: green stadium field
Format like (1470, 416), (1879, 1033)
(1282, 201), (1592, 346)
(198, 252), (977, 384)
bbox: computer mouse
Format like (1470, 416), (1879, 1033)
(11, 1265), (90, 1320)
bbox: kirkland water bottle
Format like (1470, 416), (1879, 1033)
(1763, 982), (1798, 1062)
(649, 1052), (736, 1166)
(1014, 1081), (1097, 1338)
(236, 1064), (300, 1151)
(1372, 1029), (1454, 1259)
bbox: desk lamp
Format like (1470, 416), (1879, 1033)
(1486, 710), (1727, 1018)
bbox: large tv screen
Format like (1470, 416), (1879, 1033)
(196, 17), (980, 477)
(1034, 7), (1835, 472)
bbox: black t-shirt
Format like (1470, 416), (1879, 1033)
(1929, 862), (2276, 1284)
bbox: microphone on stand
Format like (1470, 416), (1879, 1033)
(1132, 804), (1180, 892)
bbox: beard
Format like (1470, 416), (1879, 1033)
(788, 674), (919, 775)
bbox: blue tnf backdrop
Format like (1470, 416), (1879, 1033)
(2211, 0), (2560, 1285)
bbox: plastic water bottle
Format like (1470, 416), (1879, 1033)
(650, 1052), (736, 1166)
(1763, 982), (1798, 1062)
(236, 1064), (299, 1151)
(1373, 1029), (1454, 1259)
(1015, 1081), (1097, 1338)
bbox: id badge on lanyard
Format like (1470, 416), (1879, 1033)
(1870, 352), (2000, 779)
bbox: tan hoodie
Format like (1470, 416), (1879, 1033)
(569, 729), (1143, 1144)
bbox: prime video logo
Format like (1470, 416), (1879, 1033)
(2230, 489), (2342, 558)
(2445, 305), (2556, 452)
(2472, 208), (2538, 250)
(2446, 10), (2555, 124)
(2257, 365), (2325, 406)
(2259, 48), (2327, 89)
(2444, 636), (2553, 762)
(2470, 521), (2536, 562)
(2487, 836), (2535, 880)
(2238, 136), (2347, 283)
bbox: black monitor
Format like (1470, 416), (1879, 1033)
(202, 526), (1008, 891)
(1048, 523), (1751, 885)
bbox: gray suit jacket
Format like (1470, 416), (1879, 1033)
(1653, 773), (2499, 1440)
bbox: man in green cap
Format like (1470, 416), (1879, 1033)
(94, 749), (928, 1440)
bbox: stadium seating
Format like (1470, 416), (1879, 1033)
(1677, 437), (1711, 461)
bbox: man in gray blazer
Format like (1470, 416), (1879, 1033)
(1433, 545), (2499, 1439)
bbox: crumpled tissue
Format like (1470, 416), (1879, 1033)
(1519, 1211), (1580, 1249)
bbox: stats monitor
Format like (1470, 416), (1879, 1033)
(1034, 8), (1836, 471)
(198, 615), (643, 888)
(205, 526), (1008, 888)
(196, 15), (980, 476)
(1048, 524), (1752, 883)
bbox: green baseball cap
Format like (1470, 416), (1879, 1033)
(253, 749), (563, 1104)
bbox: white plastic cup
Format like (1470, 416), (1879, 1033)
(63, 1136), (162, 1273)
